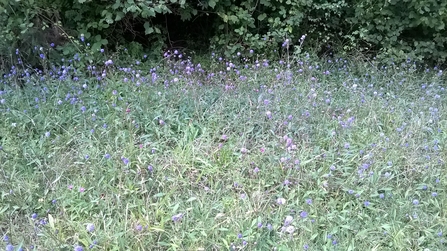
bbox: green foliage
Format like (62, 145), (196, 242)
(0, 54), (446, 250)
(345, 0), (447, 63)
(1, 0), (447, 70)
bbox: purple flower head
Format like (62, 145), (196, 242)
(300, 211), (308, 218)
(74, 245), (84, 251)
(413, 199), (419, 205)
(86, 223), (95, 232)
(277, 198), (286, 205)
(172, 213), (183, 222)
(6, 244), (14, 251)
(121, 157), (129, 165)
(305, 198), (312, 205)
(284, 225), (295, 234)
(284, 215), (293, 226)
(105, 59), (113, 66)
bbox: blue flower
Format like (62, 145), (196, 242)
(172, 213), (183, 222)
(300, 211), (308, 218)
(6, 244), (14, 251)
(121, 157), (129, 165)
(74, 245), (84, 251)
(86, 223), (95, 232)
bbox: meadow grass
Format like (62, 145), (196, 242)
(0, 53), (446, 250)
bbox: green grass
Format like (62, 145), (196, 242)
(0, 56), (446, 250)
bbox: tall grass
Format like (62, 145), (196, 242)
(0, 51), (446, 250)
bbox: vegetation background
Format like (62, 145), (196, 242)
(1, 0), (447, 70)
(0, 0), (446, 251)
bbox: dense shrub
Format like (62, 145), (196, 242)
(0, 0), (446, 72)
(345, 0), (447, 64)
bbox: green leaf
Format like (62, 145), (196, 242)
(144, 22), (154, 34)
(209, 0), (216, 9)
(258, 13), (267, 21)
(48, 214), (55, 229)
(91, 42), (102, 52)
(115, 11), (125, 21)
(112, 1), (122, 9)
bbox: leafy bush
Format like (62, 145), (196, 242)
(1, 0), (446, 72)
(345, 0), (447, 64)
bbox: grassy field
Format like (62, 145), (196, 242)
(0, 53), (446, 250)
